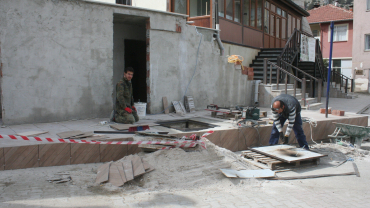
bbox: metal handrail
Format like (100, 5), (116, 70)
(280, 60), (318, 81)
(329, 68), (354, 93)
(267, 60), (302, 82)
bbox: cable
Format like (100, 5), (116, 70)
(303, 117), (318, 146)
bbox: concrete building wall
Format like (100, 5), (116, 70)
(0, 0), (258, 124)
(132, 0), (167, 11)
(352, 0), (370, 92)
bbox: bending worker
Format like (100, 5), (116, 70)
(269, 94), (309, 150)
(114, 67), (139, 124)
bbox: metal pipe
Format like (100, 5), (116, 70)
(215, 31), (224, 56)
(326, 21), (334, 118)
(254, 80), (261, 104)
(263, 58), (267, 84)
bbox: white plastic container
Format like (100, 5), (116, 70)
(134, 102), (147, 117)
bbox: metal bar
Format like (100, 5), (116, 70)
(326, 21), (334, 118)
(317, 79), (322, 103)
(302, 78), (306, 107)
(270, 65), (272, 85)
(263, 58), (267, 84)
(351, 79), (354, 92)
(267, 61), (302, 82)
(310, 79), (313, 97)
(345, 79), (348, 94)
(285, 74), (288, 94)
(294, 80), (297, 97)
(280, 60), (318, 81)
(340, 75), (342, 91)
(277, 68), (280, 90)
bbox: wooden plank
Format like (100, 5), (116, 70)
(172, 101), (184, 115)
(250, 145), (326, 163)
(220, 169), (275, 178)
(4, 145), (39, 170)
(95, 162), (111, 184)
(116, 162), (127, 183)
(110, 123), (159, 131)
(39, 143), (71, 167)
(57, 131), (84, 139)
(122, 159), (134, 181)
(108, 162), (124, 187)
(0, 148), (4, 171)
(100, 143), (127, 162)
(162, 97), (169, 114)
(131, 155), (145, 177)
(17, 131), (48, 137)
(71, 144), (100, 165)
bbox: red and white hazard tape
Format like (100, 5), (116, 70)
(0, 131), (214, 150)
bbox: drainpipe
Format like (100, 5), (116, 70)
(254, 80), (261, 105)
(214, 30), (224, 56)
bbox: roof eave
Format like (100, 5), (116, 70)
(309, 19), (353, 24)
(281, 0), (310, 17)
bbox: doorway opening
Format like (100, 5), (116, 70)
(113, 14), (148, 109)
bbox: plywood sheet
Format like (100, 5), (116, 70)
(70, 144), (100, 164)
(4, 145), (39, 170)
(162, 97), (169, 114)
(57, 131), (84, 139)
(17, 131), (48, 137)
(116, 162), (127, 183)
(0, 148), (4, 171)
(131, 155), (145, 177)
(122, 159), (134, 181)
(100, 143), (127, 162)
(108, 162), (124, 187)
(39, 143), (71, 167)
(95, 162), (111, 184)
(220, 169), (275, 178)
(250, 145), (326, 163)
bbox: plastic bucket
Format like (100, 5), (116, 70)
(134, 102), (147, 117)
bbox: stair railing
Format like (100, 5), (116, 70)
(279, 28), (301, 66)
(263, 59), (308, 107)
(330, 68), (354, 93)
(280, 60), (322, 102)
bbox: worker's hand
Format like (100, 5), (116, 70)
(125, 107), (132, 114)
(279, 132), (284, 141)
(283, 135), (289, 144)
(132, 106), (137, 112)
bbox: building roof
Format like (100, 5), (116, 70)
(307, 4), (353, 24)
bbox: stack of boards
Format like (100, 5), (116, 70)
(95, 154), (154, 187)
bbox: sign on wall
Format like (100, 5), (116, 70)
(300, 35), (316, 62)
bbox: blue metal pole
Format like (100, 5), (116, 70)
(326, 21), (334, 118)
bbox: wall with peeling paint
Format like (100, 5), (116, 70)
(0, 0), (258, 124)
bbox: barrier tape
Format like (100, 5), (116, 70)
(0, 131), (214, 149)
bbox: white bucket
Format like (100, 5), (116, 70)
(134, 102), (147, 117)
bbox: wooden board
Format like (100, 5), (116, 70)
(116, 162), (127, 183)
(39, 143), (71, 167)
(70, 144), (100, 164)
(16, 131), (48, 137)
(220, 169), (276, 178)
(4, 145), (39, 170)
(108, 162), (124, 187)
(95, 162), (111, 184)
(110, 123), (159, 131)
(122, 159), (134, 181)
(179, 101), (187, 115)
(172, 101), (184, 115)
(131, 155), (145, 177)
(100, 143), (127, 162)
(162, 97), (169, 114)
(0, 148), (4, 171)
(250, 145), (326, 163)
(57, 131), (84, 139)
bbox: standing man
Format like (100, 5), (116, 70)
(114, 67), (139, 124)
(269, 94), (309, 150)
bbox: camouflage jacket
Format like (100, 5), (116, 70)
(115, 77), (134, 114)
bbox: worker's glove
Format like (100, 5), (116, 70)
(283, 135), (289, 144)
(132, 106), (137, 112)
(279, 132), (284, 142)
(124, 107), (132, 114)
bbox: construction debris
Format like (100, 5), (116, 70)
(16, 131), (48, 137)
(47, 173), (72, 184)
(184, 96), (195, 113)
(220, 169), (276, 178)
(95, 154), (154, 187)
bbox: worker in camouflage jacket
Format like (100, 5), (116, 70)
(114, 67), (139, 124)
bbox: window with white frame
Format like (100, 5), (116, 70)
(366, 34), (370, 51)
(329, 24), (348, 42)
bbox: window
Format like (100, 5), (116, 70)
(329, 24), (348, 42)
(173, 0), (187, 15)
(116, 0), (131, 5)
(234, 0), (241, 23)
(226, 0), (233, 20)
(251, 0), (256, 27)
(264, 9), (269, 33)
(366, 34), (370, 51)
(243, 0), (250, 26)
(189, 0), (210, 17)
(256, 0), (262, 30)
(218, 0), (225, 17)
(367, 0), (370, 11)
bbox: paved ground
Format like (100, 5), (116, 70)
(0, 93), (369, 207)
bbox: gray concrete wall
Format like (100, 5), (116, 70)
(0, 0), (258, 124)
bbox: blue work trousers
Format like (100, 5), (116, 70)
(269, 113), (309, 149)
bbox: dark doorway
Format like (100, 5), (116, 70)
(124, 39), (147, 103)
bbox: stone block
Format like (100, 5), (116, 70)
(320, 108), (331, 114)
(332, 110), (345, 116)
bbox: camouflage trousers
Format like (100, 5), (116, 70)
(115, 111), (140, 124)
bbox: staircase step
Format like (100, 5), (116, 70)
(268, 84), (295, 90)
(299, 97), (317, 105)
(301, 103), (323, 110)
(272, 88), (302, 95)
